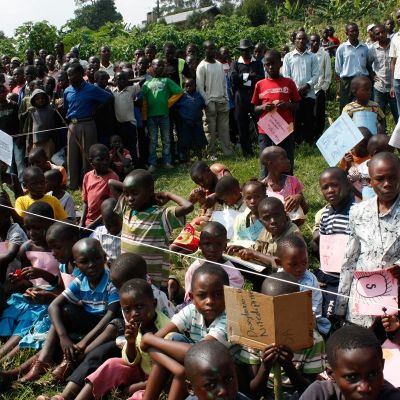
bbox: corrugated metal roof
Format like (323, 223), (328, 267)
(161, 6), (218, 24)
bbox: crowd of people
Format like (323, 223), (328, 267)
(0, 11), (399, 400)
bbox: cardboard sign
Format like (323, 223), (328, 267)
(211, 209), (241, 239)
(0, 129), (13, 166)
(382, 339), (400, 387)
(351, 269), (398, 316)
(352, 111), (378, 135)
(319, 234), (349, 273)
(224, 286), (314, 351)
(316, 113), (364, 167)
(258, 111), (294, 145)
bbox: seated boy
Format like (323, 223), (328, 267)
(139, 264), (231, 400)
(28, 147), (67, 187)
(299, 325), (400, 399)
(184, 222), (244, 303)
(185, 340), (251, 400)
(109, 134), (133, 180)
(242, 271), (325, 399)
(90, 198), (122, 266)
(14, 166), (68, 222)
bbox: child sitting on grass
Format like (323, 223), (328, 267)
(244, 271), (325, 399)
(109, 169), (193, 288)
(184, 222), (244, 303)
(139, 264), (231, 400)
(260, 146), (308, 225)
(299, 325), (400, 399)
(109, 134), (133, 180)
(45, 169), (76, 220)
(80, 144), (119, 228)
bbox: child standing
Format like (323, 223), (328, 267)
(342, 76), (385, 134)
(109, 169), (193, 288)
(300, 325), (400, 399)
(252, 50), (301, 177)
(14, 166), (68, 221)
(184, 222), (244, 303)
(45, 169), (76, 220)
(261, 146), (308, 225)
(142, 59), (183, 172)
(80, 144), (119, 228)
(174, 78), (207, 162)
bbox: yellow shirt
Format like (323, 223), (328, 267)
(15, 194), (68, 220)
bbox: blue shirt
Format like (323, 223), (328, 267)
(62, 268), (119, 315)
(175, 91), (205, 122)
(335, 40), (370, 78)
(282, 49), (319, 99)
(64, 81), (113, 120)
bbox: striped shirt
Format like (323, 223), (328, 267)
(342, 100), (385, 123)
(171, 303), (229, 346)
(62, 268), (119, 315)
(91, 225), (121, 265)
(118, 200), (184, 287)
(318, 197), (355, 236)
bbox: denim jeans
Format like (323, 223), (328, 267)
(147, 115), (171, 166)
(374, 88), (399, 124)
(12, 139), (26, 183)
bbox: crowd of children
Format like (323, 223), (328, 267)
(0, 19), (400, 400)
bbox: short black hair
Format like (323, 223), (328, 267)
(124, 169), (154, 188)
(369, 151), (400, 171)
(190, 161), (209, 178)
(350, 75), (371, 93)
(23, 166), (44, 183)
(264, 50), (281, 62)
(94, 70), (109, 81)
(258, 197), (285, 213)
(319, 167), (348, 183)
(89, 143), (108, 158)
(191, 262), (229, 291)
(26, 201), (54, 220)
(327, 325), (382, 368)
(28, 146), (47, 161)
(46, 221), (79, 242)
(276, 234), (307, 260)
(242, 178), (265, 194)
(100, 198), (118, 217)
(358, 126), (373, 139)
(215, 176), (240, 197)
(261, 271), (299, 296)
(44, 169), (63, 186)
(345, 22), (358, 32)
(68, 62), (84, 75)
(111, 253), (147, 281)
(120, 278), (154, 300)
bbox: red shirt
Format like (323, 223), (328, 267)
(328, 36), (340, 45)
(251, 77), (301, 133)
(82, 169), (119, 226)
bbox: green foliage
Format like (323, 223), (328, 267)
(240, 0), (268, 26)
(14, 21), (58, 55)
(0, 38), (15, 57)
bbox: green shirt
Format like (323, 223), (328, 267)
(142, 77), (183, 117)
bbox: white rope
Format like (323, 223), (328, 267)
(10, 126), (67, 138)
(0, 202), (399, 313)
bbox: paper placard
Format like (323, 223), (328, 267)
(223, 253), (267, 273)
(351, 269), (398, 316)
(319, 234), (349, 273)
(352, 111), (378, 135)
(266, 191), (304, 221)
(316, 113), (364, 167)
(382, 339), (400, 387)
(224, 286), (314, 351)
(0, 129), (13, 166)
(26, 251), (60, 287)
(0, 241), (9, 253)
(257, 111), (294, 145)
(211, 209), (241, 239)
(61, 272), (75, 288)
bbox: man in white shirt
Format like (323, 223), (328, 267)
(99, 46), (115, 78)
(309, 34), (331, 138)
(390, 10), (400, 116)
(196, 40), (232, 159)
(283, 31), (319, 143)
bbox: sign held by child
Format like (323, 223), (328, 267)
(224, 286), (314, 351)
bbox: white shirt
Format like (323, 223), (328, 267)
(112, 84), (141, 124)
(312, 47), (331, 92)
(389, 32), (400, 79)
(196, 59), (228, 104)
(100, 63), (115, 78)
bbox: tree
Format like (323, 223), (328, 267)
(239, 0), (267, 26)
(72, 0), (123, 30)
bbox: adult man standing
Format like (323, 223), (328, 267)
(99, 46), (115, 79)
(63, 63), (113, 190)
(196, 40), (232, 160)
(283, 31), (319, 143)
(231, 39), (265, 158)
(370, 25), (398, 123)
(390, 10), (400, 116)
(335, 23), (372, 111)
(310, 34), (331, 138)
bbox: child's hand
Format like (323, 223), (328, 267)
(237, 248), (256, 261)
(344, 152), (353, 169)
(60, 335), (76, 361)
(140, 332), (153, 351)
(125, 320), (141, 345)
(226, 245), (244, 255)
(73, 340), (88, 358)
(9, 269), (23, 283)
(387, 265), (400, 280)
(276, 102), (290, 110)
(24, 288), (55, 304)
(261, 344), (279, 369)
(277, 345), (294, 368)
(155, 192), (170, 206)
(382, 315), (400, 332)
(189, 188), (206, 203)
(21, 266), (44, 280)
(263, 103), (275, 112)
(284, 194), (301, 213)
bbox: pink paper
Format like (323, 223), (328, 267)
(382, 340), (400, 387)
(351, 269), (398, 316)
(257, 111), (294, 145)
(61, 272), (75, 288)
(0, 241), (9, 253)
(26, 251), (60, 287)
(319, 234), (349, 273)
